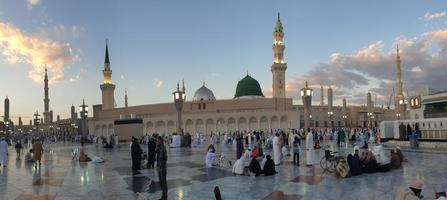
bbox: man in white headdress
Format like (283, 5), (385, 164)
(305, 129), (314, 166)
(273, 132), (281, 165)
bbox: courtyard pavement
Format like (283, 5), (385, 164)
(0, 140), (446, 200)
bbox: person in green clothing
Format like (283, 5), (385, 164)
(156, 136), (168, 200)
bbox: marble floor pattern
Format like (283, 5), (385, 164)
(0, 140), (446, 200)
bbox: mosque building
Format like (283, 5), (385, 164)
(88, 14), (398, 139)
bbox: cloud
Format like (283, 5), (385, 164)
(27, 0), (41, 9)
(153, 78), (163, 88)
(423, 11), (446, 21)
(38, 25), (84, 41)
(209, 73), (220, 77)
(411, 66), (422, 72)
(286, 29), (447, 105)
(0, 21), (77, 83)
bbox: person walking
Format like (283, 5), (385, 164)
(147, 137), (156, 169)
(157, 136), (168, 200)
(15, 141), (23, 160)
(292, 136), (301, 166)
(0, 138), (9, 167)
(32, 139), (44, 168)
(305, 128), (314, 167)
(131, 137), (143, 171)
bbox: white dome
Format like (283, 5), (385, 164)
(193, 84), (216, 101)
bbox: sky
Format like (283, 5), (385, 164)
(0, 0), (447, 124)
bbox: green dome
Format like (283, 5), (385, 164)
(234, 75), (264, 98)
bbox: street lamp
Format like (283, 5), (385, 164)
(300, 81), (313, 132)
(173, 83), (186, 134)
(328, 111), (334, 127)
(79, 99), (89, 145)
(342, 114), (348, 127)
(33, 110), (41, 134)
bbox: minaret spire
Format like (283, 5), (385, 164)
(124, 89), (128, 108)
(100, 40), (116, 110)
(43, 65), (50, 124)
(102, 40), (113, 84)
(320, 80), (324, 105)
(105, 39), (110, 64)
(271, 13), (287, 98)
(182, 79), (185, 92)
(395, 44), (404, 114)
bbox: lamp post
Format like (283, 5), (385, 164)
(173, 83), (186, 134)
(367, 112), (373, 127)
(79, 99), (88, 146)
(371, 115), (376, 127)
(300, 81), (313, 132)
(342, 114), (348, 127)
(327, 111), (334, 128)
(33, 110), (40, 135)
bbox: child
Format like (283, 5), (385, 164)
(292, 136), (301, 166)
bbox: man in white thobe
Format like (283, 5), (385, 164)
(306, 130), (314, 166)
(0, 138), (9, 167)
(273, 133), (281, 165)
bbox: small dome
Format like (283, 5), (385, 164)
(234, 75), (264, 99)
(193, 84), (216, 101)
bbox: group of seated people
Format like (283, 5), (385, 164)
(346, 145), (406, 176)
(232, 150), (277, 176)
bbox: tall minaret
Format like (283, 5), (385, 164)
(271, 12), (287, 98)
(18, 116), (23, 127)
(100, 40), (116, 110)
(367, 91), (372, 110)
(320, 80), (324, 105)
(4, 96), (9, 122)
(327, 85), (333, 111)
(43, 66), (50, 124)
(124, 89), (128, 108)
(342, 97), (347, 111)
(395, 45), (404, 109)
(70, 104), (77, 122)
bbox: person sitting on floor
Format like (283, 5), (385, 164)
(25, 149), (34, 163)
(205, 148), (217, 167)
(395, 180), (424, 200)
(248, 156), (262, 176)
(390, 149), (401, 170)
(252, 144), (260, 158)
(262, 155), (277, 176)
(374, 145), (391, 172)
(434, 184), (447, 200)
(232, 150), (247, 175)
(79, 150), (91, 162)
(347, 149), (362, 176)
(362, 150), (378, 173)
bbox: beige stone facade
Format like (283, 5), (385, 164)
(89, 98), (298, 137)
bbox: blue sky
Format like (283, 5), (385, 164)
(0, 0), (446, 123)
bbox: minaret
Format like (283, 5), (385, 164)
(4, 96), (9, 122)
(271, 12), (287, 98)
(18, 116), (23, 127)
(367, 91), (372, 110)
(320, 80), (324, 105)
(100, 40), (116, 110)
(327, 85), (333, 111)
(43, 66), (50, 124)
(342, 97), (347, 111)
(124, 89), (128, 108)
(71, 104), (77, 122)
(395, 45), (404, 109)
